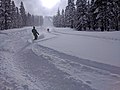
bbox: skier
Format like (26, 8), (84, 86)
(32, 26), (39, 40)
(47, 28), (50, 32)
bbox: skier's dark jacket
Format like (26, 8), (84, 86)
(32, 28), (39, 36)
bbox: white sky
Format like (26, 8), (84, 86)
(14, 0), (68, 16)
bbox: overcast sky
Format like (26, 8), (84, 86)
(14, 0), (68, 16)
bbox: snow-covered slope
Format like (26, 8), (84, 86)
(0, 27), (120, 90)
(41, 28), (120, 67)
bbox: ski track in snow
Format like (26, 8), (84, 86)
(13, 43), (120, 90)
(0, 27), (120, 90)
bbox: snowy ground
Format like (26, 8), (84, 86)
(0, 26), (120, 90)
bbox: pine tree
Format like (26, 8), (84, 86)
(53, 8), (61, 27)
(57, 8), (61, 27)
(16, 7), (22, 28)
(61, 9), (65, 27)
(91, 0), (120, 31)
(0, 0), (4, 30)
(53, 15), (57, 27)
(65, 0), (75, 28)
(75, 0), (87, 30)
(1, 0), (12, 30)
(19, 1), (26, 27)
(11, 1), (17, 28)
(26, 13), (32, 26)
(96, 0), (109, 31)
(109, 0), (120, 31)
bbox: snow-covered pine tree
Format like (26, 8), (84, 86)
(90, 0), (99, 31)
(61, 9), (65, 27)
(97, 0), (110, 31)
(65, 0), (75, 28)
(53, 8), (61, 27)
(11, 1), (17, 28)
(53, 15), (57, 27)
(0, 0), (4, 30)
(56, 8), (61, 27)
(16, 7), (22, 28)
(75, 0), (87, 31)
(26, 13), (32, 26)
(90, 0), (120, 31)
(109, 0), (120, 31)
(19, 1), (26, 27)
(1, 0), (12, 30)
(86, 1), (92, 30)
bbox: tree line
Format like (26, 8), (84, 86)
(53, 0), (120, 31)
(0, 0), (43, 30)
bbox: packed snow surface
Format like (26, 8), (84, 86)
(41, 28), (120, 67)
(0, 27), (120, 90)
